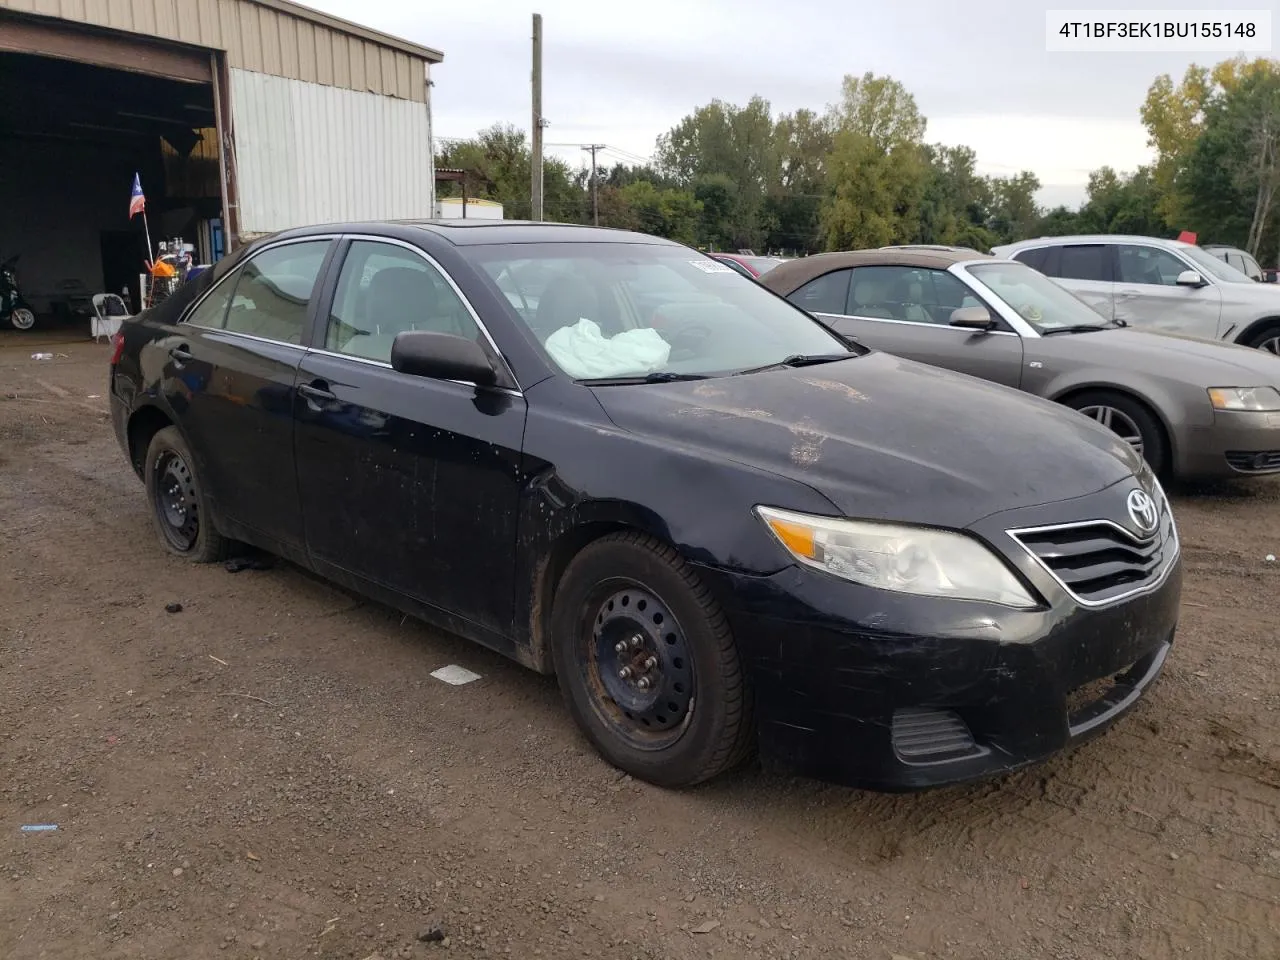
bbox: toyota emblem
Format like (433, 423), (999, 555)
(1126, 489), (1159, 534)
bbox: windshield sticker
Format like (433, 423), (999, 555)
(689, 259), (737, 274)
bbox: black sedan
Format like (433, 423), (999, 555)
(109, 221), (1181, 791)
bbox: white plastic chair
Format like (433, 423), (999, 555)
(91, 293), (129, 343)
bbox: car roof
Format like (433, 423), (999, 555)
(249, 219), (683, 248)
(762, 249), (997, 292)
(996, 234), (1194, 252)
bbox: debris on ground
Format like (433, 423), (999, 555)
(20, 824), (58, 832)
(417, 926), (445, 943)
(430, 665), (481, 685)
(692, 920), (721, 934)
(226, 553), (275, 573)
(165, 602), (183, 614)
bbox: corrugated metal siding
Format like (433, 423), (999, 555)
(229, 68), (434, 235)
(0, 0), (430, 100)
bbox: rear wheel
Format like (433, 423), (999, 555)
(1065, 390), (1168, 477)
(1244, 323), (1280, 355)
(9, 307), (35, 331)
(550, 532), (753, 788)
(144, 426), (230, 563)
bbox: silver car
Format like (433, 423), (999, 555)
(991, 235), (1280, 354)
(761, 249), (1280, 480)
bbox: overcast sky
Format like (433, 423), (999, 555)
(305, 0), (1252, 209)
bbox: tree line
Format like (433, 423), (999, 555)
(436, 57), (1280, 264)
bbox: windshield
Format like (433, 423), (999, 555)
(471, 242), (849, 380)
(1178, 244), (1254, 283)
(741, 256), (785, 275)
(966, 261), (1112, 333)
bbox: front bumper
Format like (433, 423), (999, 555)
(1175, 409), (1280, 478)
(695, 481), (1183, 791)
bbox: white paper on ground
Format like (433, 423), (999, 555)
(545, 318), (671, 379)
(430, 665), (482, 685)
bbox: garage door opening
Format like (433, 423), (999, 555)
(0, 49), (223, 330)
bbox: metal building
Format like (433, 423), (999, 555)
(0, 0), (442, 321)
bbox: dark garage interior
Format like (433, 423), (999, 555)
(0, 48), (224, 326)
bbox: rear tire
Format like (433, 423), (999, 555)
(9, 307), (35, 331)
(1064, 390), (1168, 478)
(550, 532), (754, 788)
(1244, 323), (1280, 355)
(144, 426), (231, 563)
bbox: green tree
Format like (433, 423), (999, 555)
(765, 108), (831, 252)
(820, 73), (927, 250)
(618, 181), (703, 244)
(436, 123), (582, 222)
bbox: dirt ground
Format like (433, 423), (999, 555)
(2, 330), (1279, 960)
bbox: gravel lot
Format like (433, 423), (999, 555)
(2, 331), (1279, 960)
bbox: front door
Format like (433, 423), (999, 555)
(803, 265), (1025, 388)
(1112, 243), (1223, 340)
(162, 237), (333, 557)
(293, 237), (528, 636)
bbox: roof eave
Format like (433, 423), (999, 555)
(250, 0), (444, 63)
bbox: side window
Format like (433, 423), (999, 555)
(1243, 253), (1263, 281)
(221, 241), (330, 344)
(847, 266), (979, 325)
(1012, 248), (1047, 271)
(1056, 245), (1110, 282)
(788, 269), (851, 315)
(1116, 245), (1189, 286)
(326, 240), (480, 363)
(185, 277), (235, 330)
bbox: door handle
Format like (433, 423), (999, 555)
(298, 382), (337, 402)
(169, 345), (193, 364)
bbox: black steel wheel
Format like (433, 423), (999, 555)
(143, 426), (231, 563)
(551, 532), (753, 788)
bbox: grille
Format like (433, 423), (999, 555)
(1225, 450), (1280, 474)
(1009, 510), (1176, 606)
(891, 708), (983, 763)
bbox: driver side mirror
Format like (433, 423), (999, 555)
(949, 306), (996, 331)
(1176, 270), (1206, 287)
(390, 331), (497, 386)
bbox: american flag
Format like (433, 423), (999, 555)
(129, 173), (146, 219)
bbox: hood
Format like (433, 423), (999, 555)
(590, 352), (1139, 529)
(1058, 328), (1280, 384)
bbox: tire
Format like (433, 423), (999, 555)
(1064, 390), (1168, 477)
(143, 426), (231, 563)
(550, 532), (754, 788)
(9, 307), (35, 331)
(1244, 323), (1280, 355)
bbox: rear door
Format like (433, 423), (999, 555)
(1037, 243), (1115, 320)
(293, 236), (528, 637)
(1112, 243), (1223, 338)
(165, 237), (334, 558)
(790, 265), (1024, 388)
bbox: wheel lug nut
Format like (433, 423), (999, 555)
(643, 657), (657, 670)
(614, 641), (627, 654)
(636, 677), (651, 690)
(629, 636), (643, 650)
(618, 667), (632, 680)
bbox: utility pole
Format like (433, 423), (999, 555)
(530, 13), (543, 222)
(582, 143), (605, 225)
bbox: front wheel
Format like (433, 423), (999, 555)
(143, 426), (231, 563)
(1065, 390), (1168, 477)
(550, 532), (754, 788)
(1244, 324), (1280, 355)
(8, 307), (35, 331)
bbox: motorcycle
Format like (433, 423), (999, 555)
(1, 255), (36, 331)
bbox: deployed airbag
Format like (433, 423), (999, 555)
(545, 318), (672, 379)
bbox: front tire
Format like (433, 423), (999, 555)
(9, 307), (35, 331)
(1065, 390), (1168, 477)
(1244, 323), (1280, 355)
(143, 426), (230, 563)
(550, 532), (754, 788)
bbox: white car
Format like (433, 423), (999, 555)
(992, 235), (1280, 355)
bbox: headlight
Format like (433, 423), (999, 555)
(1207, 386), (1280, 412)
(756, 506), (1037, 608)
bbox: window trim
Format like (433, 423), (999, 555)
(180, 234), (341, 344)
(790, 269), (853, 317)
(320, 234), (523, 396)
(805, 263), (1035, 338)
